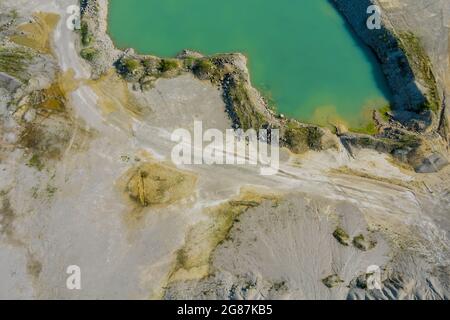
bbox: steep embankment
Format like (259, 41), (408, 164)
(332, 0), (449, 173)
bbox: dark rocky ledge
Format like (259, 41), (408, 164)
(331, 0), (440, 130)
(331, 0), (448, 172)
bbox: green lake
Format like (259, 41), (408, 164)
(108, 0), (392, 129)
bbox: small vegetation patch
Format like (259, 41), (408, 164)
(9, 12), (60, 54)
(122, 58), (142, 74)
(80, 21), (93, 46)
(27, 154), (44, 171)
(353, 234), (377, 251)
(378, 104), (392, 122)
(126, 162), (197, 207)
(398, 32), (439, 112)
(0, 195), (18, 243)
(283, 122), (323, 154)
(26, 256), (43, 279)
(0, 46), (33, 80)
(192, 59), (215, 80)
(142, 57), (161, 74)
(391, 132), (422, 149)
(226, 78), (267, 131)
(80, 47), (98, 61)
(333, 227), (351, 246)
(46, 184), (58, 198)
(115, 57), (148, 82)
(350, 121), (378, 135)
(159, 59), (180, 73)
(16, 74), (76, 161)
(18, 123), (71, 160)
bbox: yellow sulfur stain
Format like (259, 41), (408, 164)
(9, 12), (60, 55)
(86, 69), (144, 116)
(308, 105), (349, 129)
(125, 162), (197, 208)
(115, 156), (198, 230)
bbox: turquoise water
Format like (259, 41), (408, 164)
(108, 0), (391, 128)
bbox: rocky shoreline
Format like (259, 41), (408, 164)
(1, 0), (449, 300)
(80, 0), (335, 153)
(332, 0), (449, 171)
(79, 0), (448, 172)
(333, 0), (440, 123)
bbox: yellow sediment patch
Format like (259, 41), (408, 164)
(329, 166), (419, 189)
(24, 69), (80, 114)
(16, 69), (91, 163)
(377, 0), (402, 10)
(308, 98), (385, 134)
(308, 105), (349, 129)
(58, 68), (81, 93)
(167, 188), (280, 284)
(117, 157), (197, 227)
(9, 12), (60, 55)
(86, 69), (145, 116)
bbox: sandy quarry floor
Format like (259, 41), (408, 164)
(0, 0), (449, 299)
